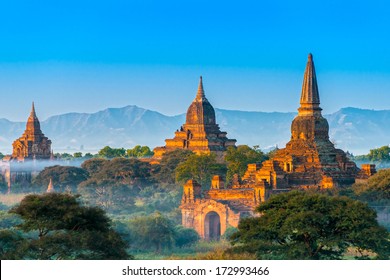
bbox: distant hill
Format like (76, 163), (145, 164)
(0, 106), (389, 155)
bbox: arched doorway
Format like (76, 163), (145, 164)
(204, 211), (221, 240)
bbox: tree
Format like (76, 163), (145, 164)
(352, 168), (390, 202)
(128, 212), (176, 252)
(73, 152), (83, 158)
(225, 145), (268, 183)
(175, 153), (227, 188)
(0, 229), (27, 259)
(174, 226), (199, 248)
(231, 191), (390, 260)
(8, 193), (131, 259)
(81, 158), (108, 175)
(126, 145), (154, 158)
(78, 158), (153, 212)
(152, 149), (194, 185)
(33, 165), (89, 192)
(98, 146), (126, 158)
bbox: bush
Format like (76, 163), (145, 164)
(174, 226), (199, 247)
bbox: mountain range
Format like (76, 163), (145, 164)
(0, 106), (389, 155)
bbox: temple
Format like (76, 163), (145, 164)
(153, 76), (236, 160)
(242, 54), (363, 189)
(180, 176), (266, 240)
(180, 54), (375, 240)
(1, 103), (54, 190)
(11, 102), (52, 161)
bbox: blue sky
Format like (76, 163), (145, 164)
(0, 0), (390, 121)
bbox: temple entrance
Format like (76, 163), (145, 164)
(204, 211), (221, 240)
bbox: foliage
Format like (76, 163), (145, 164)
(33, 165), (89, 192)
(222, 226), (238, 240)
(128, 212), (176, 252)
(152, 149), (194, 185)
(174, 226), (200, 248)
(73, 152), (83, 158)
(225, 145), (267, 183)
(0, 229), (27, 259)
(353, 146), (390, 168)
(81, 158), (108, 175)
(78, 158), (153, 212)
(175, 153), (227, 188)
(7, 193), (131, 259)
(0, 211), (22, 229)
(231, 191), (390, 260)
(126, 145), (154, 158)
(98, 146), (126, 158)
(352, 169), (390, 202)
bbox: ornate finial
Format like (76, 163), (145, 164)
(196, 76), (205, 99)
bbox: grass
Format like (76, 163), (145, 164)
(132, 239), (256, 260)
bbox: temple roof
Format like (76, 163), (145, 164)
(185, 76), (216, 126)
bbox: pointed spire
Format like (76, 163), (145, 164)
(26, 101), (41, 133)
(298, 53), (322, 116)
(196, 76), (205, 100)
(47, 178), (54, 193)
(31, 102), (36, 117)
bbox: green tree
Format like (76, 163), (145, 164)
(128, 212), (176, 252)
(175, 153), (227, 188)
(78, 158), (153, 212)
(152, 149), (194, 185)
(225, 145), (268, 183)
(0, 229), (27, 259)
(352, 169), (390, 202)
(8, 193), (131, 259)
(98, 146), (126, 158)
(231, 191), (390, 260)
(73, 152), (83, 158)
(33, 165), (89, 192)
(81, 158), (108, 175)
(368, 146), (390, 162)
(126, 145), (154, 158)
(174, 226), (199, 248)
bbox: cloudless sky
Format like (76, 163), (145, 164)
(0, 0), (390, 121)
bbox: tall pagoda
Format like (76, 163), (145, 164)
(243, 54), (361, 189)
(154, 77), (236, 160)
(11, 102), (52, 161)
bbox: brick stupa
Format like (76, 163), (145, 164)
(243, 54), (360, 189)
(154, 77), (236, 159)
(11, 102), (52, 161)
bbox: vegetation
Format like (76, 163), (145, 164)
(230, 191), (390, 260)
(225, 145), (268, 183)
(175, 153), (227, 188)
(152, 149), (193, 185)
(353, 145), (390, 168)
(1, 145), (389, 260)
(352, 169), (390, 202)
(2, 193), (131, 260)
(33, 165), (89, 193)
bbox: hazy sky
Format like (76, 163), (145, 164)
(1, 0), (390, 121)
